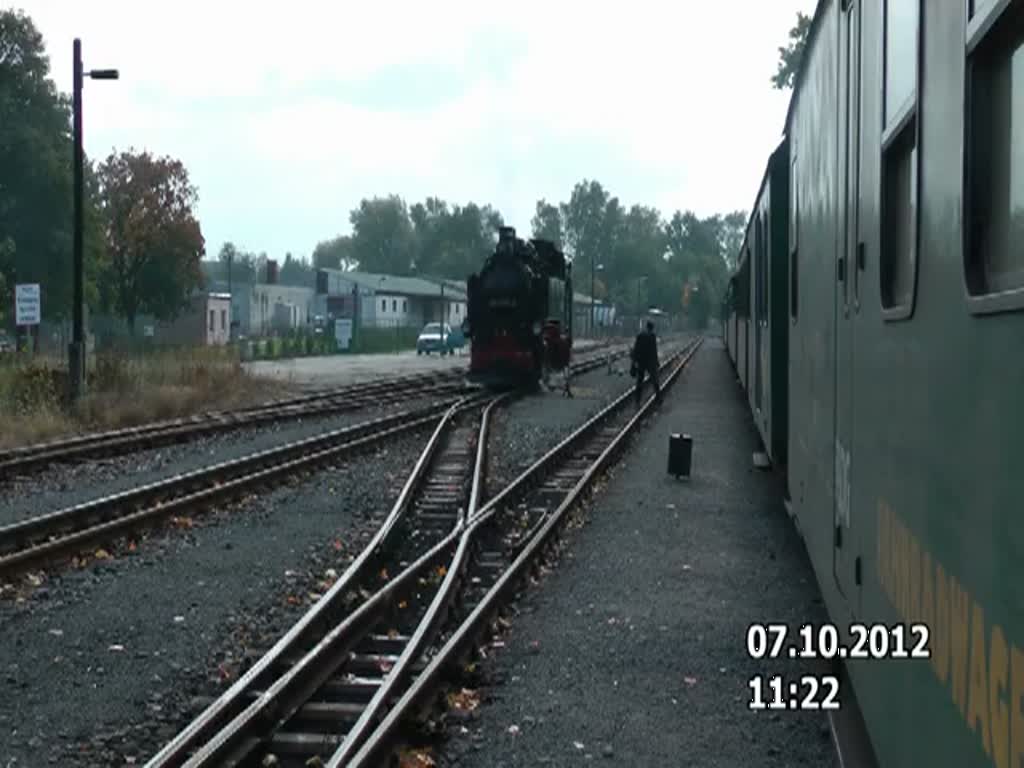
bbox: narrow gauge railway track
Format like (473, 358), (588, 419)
(0, 373), (468, 481)
(0, 349), (630, 583)
(144, 392), (509, 767)
(0, 343), (630, 481)
(144, 337), (702, 768)
(0, 395), (478, 583)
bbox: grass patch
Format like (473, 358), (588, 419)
(0, 346), (292, 450)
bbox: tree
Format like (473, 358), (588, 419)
(721, 210), (748, 271)
(407, 198), (503, 279)
(435, 202), (503, 279)
(349, 195), (416, 275)
(409, 197), (450, 275)
(530, 199), (564, 249)
(0, 9), (106, 322)
(312, 235), (356, 271)
(560, 180), (613, 297)
(279, 251), (314, 287)
(608, 204), (664, 309)
(96, 149), (205, 330)
(772, 11), (812, 90)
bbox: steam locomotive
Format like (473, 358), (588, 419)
(464, 227), (573, 389)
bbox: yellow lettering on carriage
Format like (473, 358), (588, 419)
(907, 536), (922, 623)
(920, 550), (935, 646)
(934, 562), (951, 684)
(899, 519), (913, 621)
(1011, 645), (1024, 768)
(950, 580), (971, 717)
(876, 500), (1024, 764)
(891, 515), (905, 617)
(988, 625), (1009, 768)
(967, 603), (992, 756)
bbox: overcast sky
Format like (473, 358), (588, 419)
(22, 0), (815, 262)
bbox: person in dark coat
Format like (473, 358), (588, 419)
(631, 321), (660, 404)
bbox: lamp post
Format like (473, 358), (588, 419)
(590, 262), (604, 337)
(71, 38), (118, 402)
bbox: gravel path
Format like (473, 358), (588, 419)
(433, 338), (839, 768)
(0, 394), (450, 526)
(245, 338), (610, 389)
(486, 338), (692, 492)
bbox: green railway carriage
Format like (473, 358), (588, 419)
(740, 138), (791, 468)
(724, 0), (1024, 765)
(724, 280), (738, 371)
(732, 251), (752, 393)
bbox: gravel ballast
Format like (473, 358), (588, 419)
(0, 394), (451, 526)
(433, 338), (839, 767)
(0, 436), (426, 767)
(0, 345), (662, 766)
(486, 339), (692, 493)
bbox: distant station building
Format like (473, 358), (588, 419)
(573, 291), (615, 334)
(315, 269), (468, 330)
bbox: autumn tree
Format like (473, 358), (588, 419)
(772, 11), (812, 90)
(97, 150), (205, 331)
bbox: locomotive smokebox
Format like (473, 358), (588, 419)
(668, 433), (693, 479)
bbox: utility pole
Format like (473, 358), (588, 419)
(71, 39), (84, 401)
(589, 255), (595, 338)
(70, 38), (118, 402)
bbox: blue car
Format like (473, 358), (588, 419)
(416, 323), (463, 355)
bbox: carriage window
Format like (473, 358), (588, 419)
(884, 0), (918, 126)
(403, 299), (408, 312)
(381, 299), (386, 312)
(880, 0), (919, 316)
(881, 128), (917, 310)
(965, 0), (1024, 305)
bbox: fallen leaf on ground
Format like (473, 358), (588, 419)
(447, 688), (480, 712)
(398, 747), (435, 767)
(684, 676), (698, 686)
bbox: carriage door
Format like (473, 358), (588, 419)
(833, 0), (861, 605)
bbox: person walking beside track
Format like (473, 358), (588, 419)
(630, 320), (660, 405)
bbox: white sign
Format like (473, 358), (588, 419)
(15, 284), (40, 326)
(335, 318), (353, 351)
